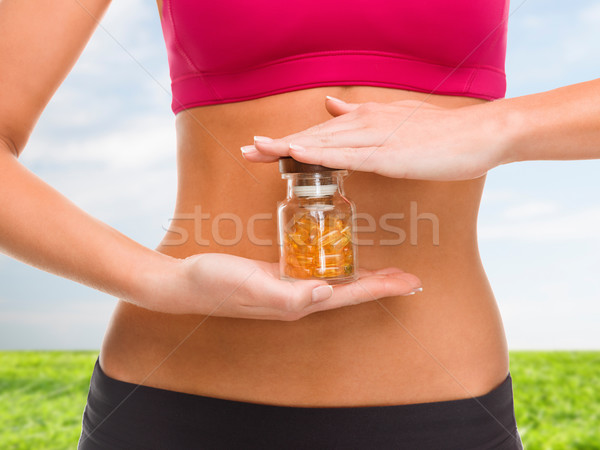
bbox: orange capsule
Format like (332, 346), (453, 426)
(330, 235), (350, 251)
(317, 252), (344, 268)
(295, 253), (315, 267)
(315, 266), (344, 278)
(318, 229), (343, 247)
(286, 264), (313, 279)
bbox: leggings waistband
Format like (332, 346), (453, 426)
(80, 358), (522, 449)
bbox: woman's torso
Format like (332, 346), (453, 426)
(100, 84), (508, 407)
(99, 1), (508, 408)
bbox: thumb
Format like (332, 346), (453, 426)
(325, 96), (360, 117)
(269, 278), (333, 311)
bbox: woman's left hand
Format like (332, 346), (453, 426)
(241, 96), (512, 181)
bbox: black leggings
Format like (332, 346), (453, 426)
(79, 359), (522, 449)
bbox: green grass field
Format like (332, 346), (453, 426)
(0, 351), (598, 449)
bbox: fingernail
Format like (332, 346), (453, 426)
(240, 145), (257, 154)
(413, 287), (423, 293)
(401, 291), (416, 296)
(289, 143), (306, 153)
(254, 135), (274, 143)
(326, 95), (347, 103)
(312, 285), (333, 303)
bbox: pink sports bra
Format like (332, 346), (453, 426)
(159, 0), (509, 114)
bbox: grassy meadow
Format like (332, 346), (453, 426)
(0, 351), (598, 449)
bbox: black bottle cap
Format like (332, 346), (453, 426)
(278, 156), (337, 174)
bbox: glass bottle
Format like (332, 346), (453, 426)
(277, 157), (358, 284)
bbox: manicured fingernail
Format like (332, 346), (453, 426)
(413, 287), (423, 293)
(254, 135), (273, 143)
(289, 143), (306, 153)
(326, 95), (346, 103)
(240, 145), (257, 154)
(312, 285), (333, 303)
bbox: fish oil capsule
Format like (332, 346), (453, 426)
(277, 157), (358, 284)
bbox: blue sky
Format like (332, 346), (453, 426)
(1, 0), (599, 350)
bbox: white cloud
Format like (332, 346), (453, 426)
(561, 4), (600, 65)
(481, 188), (519, 204)
(81, 0), (159, 63)
(19, 112), (178, 225)
(498, 292), (600, 350)
(579, 2), (600, 24)
(0, 306), (112, 327)
(29, 0), (170, 135)
(502, 201), (558, 219)
(519, 15), (545, 30)
(506, 0), (600, 96)
(480, 206), (600, 240)
(0, 300), (114, 350)
(25, 116), (176, 169)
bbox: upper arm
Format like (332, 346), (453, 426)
(0, 0), (111, 156)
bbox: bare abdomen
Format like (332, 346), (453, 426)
(99, 85), (509, 407)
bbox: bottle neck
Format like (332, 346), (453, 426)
(283, 171), (347, 200)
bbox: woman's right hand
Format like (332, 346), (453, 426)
(149, 253), (422, 320)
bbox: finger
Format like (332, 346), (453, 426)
(258, 268), (420, 319)
(372, 267), (406, 276)
(357, 267), (406, 279)
(252, 137), (294, 157)
(249, 113), (367, 157)
(388, 270), (421, 287)
(356, 267), (376, 278)
(363, 266), (422, 285)
(347, 273), (420, 299)
(251, 134), (363, 158)
(292, 128), (378, 149)
(372, 269), (422, 291)
(241, 145), (280, 163)
(251, 124), (362, 157)
(305, 272), (421, 312)
(289, 144), (383, 173)
(324, 96), (361, 117)
(261, 264), (400, 297)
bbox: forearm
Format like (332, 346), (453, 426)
(493, 78), (600, 164)
(0, 147), (178, 310)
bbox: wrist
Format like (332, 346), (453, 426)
(125, 249), (188, 313)
(485, 97), (529, 166)
(480, 99), (516, 168)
